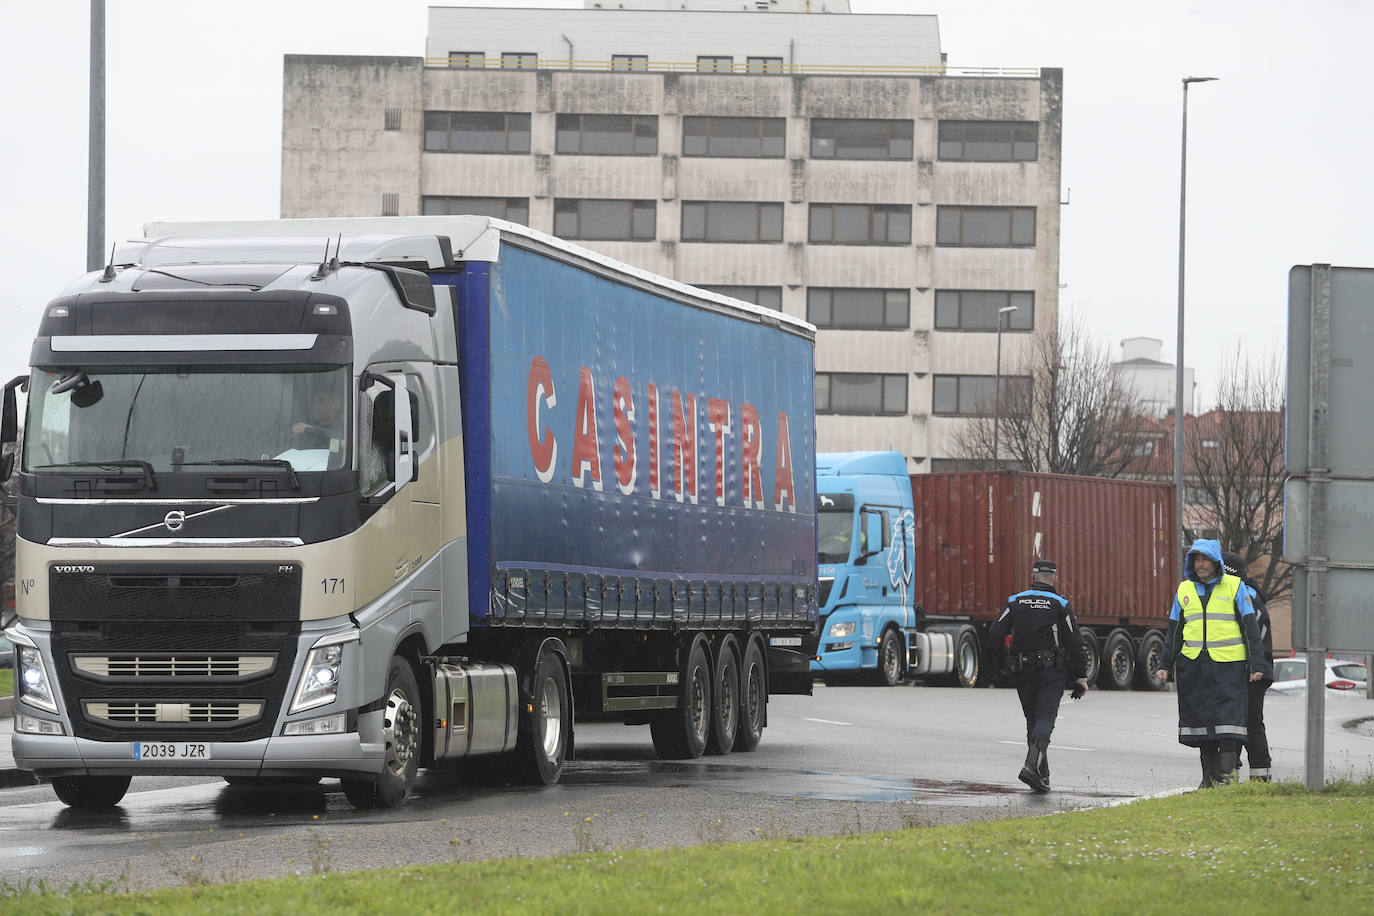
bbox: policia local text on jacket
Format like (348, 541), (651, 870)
(1155, 539), (1271, 787)
(987, 560), (1090, 793)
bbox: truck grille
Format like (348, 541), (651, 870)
(49, 562), (301, 742)
(73, 655), (276, 680)
(83, 701), (264, 725)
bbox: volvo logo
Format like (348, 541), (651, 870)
(53, 565), (96, 573)
(163, 510), (187, 532)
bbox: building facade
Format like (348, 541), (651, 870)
(1112, 336), (1197, 420)
(280, 1), (1063, 470)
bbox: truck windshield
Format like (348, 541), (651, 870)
(817, 492), (855, 564)
(23, 366), (351, 473)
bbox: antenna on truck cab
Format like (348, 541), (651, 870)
(309, 234), (345, 281)
(98, 243), (117, 282)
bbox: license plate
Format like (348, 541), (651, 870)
(769, 636), (802, 647)
(133, 741), (211, 761)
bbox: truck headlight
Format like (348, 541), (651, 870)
(291, 644), (344, 713)
(829, 620), (856, 638)
(18, 645), (58, 714)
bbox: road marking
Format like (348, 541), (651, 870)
(996, 740), (1094, 752)
(802, 716), (852, 726)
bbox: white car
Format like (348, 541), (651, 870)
(1270, 656), (1368, 697)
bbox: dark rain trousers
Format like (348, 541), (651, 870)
(1017, 667), (1065, 741)
(1176, 652), (1248, 748)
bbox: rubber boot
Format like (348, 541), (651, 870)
(1039, 745), (1051, 788)
(1018, 737), (1050, 793)
(1249, 768), (1272, 783)
(1198, 746), (1218, 789)
(1215, 745), (1240, 786)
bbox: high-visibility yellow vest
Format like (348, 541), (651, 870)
(1176, 574), (1246, 662)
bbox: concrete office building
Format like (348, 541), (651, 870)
(280, 1), (1063, 470)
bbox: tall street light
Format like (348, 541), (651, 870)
(992, 304), (1019, 467)
(1175, 75), (1217, 575)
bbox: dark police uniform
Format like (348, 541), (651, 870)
(1223, 551), (1274, 782)
(987, 560), (1089, 793)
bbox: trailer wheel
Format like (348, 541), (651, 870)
(1101, 630), (1135, 690)
(734, 636), (766, 752)
(51, 775), (131, 810)
(343, 655), (420, 809)
(870, 628), (904, 687)
(954, 627), (981, 688)
(650, 634), (712, 760)
(517, 646), (571, 785)
(706, 636), (740, 755)
(1079, 628), (1101, 686)
(1135, 631), (1168, 691)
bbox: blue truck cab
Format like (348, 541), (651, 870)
(812, 452), (917, 685)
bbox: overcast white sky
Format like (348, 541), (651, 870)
(3, 0), (1370, 408)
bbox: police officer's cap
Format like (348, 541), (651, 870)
(1221, 551), (1245, 577)
(1032, 560), (1058, 574)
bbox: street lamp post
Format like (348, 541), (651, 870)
(1175, 75), (1217, 576)
(992, 304), (1019, 468)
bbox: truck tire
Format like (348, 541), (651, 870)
(954, 627), (981, 688)
(518, 646), (571, 785)
(870, 628), (904, 687)
(1135, 630), (1168, 691)
(650, 634), (712, 760)
(51, 774), (131, 810)
(706, 636), (740, 756)
(733, 636), (766, 752)
(1101, 630), (1135, 690)
(343, 655), (421, 809)
(1079, 628), (1101, 686)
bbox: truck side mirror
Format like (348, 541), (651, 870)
(854, 509), (884, 565)
(1, 375), (24, 445)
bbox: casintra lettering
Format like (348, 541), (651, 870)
(526, 354), (797, 513)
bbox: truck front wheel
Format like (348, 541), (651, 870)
(954, 628), (981, 688)
(518, 647), (571, 785)
(870, 628), (904, 687)
(343, 655), (420, 809)
(52, 774), (131, 810)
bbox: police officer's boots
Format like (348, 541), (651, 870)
(1018, 737), (1050, 793)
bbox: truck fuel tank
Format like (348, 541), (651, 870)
(428, 659), (519, 760)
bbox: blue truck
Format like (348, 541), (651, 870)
(1, 216), (818, 809)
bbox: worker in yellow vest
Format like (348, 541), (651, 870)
(1154, 539), (1271, 786)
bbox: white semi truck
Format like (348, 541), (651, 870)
(1, 216), (818, 809)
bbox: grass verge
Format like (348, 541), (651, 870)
(3, 780), (1371, 915)
(0, 668), (11, 697)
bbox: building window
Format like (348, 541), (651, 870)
(381, 193), (399, 217)
(932, 374), (1029, 417)
(682, 116), (784, 158)
(747, 56), (784, 73)
(697, 55), (733, 73)
(423, 112), (530, 154)
(810, 119), (913, 160)
(383, 107), (402, 131)
(936, 206), (1036, 247)
(612, 54), (648, 72)
(1201, 437), (1221, 448)
(698, 285), (782, 311)
(681, 201), (784, 243)
(817, 373), (908, 416)
(448, 51), (485, 69)
(421, 196), (529, 225)
(501, 52), (537, 70)
(553, 199), (656, 241)
(556, 114), (658, 155)
(938, 121), (1038, 162)
(934, 290), (1034, 331)
(808, 288), (910, 330)
(809, 204), (911, 245)
(1129, 440), (1156, 457)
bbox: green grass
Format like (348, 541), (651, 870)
(3, 780), (1372, 915)
(0, 668), (11, 697)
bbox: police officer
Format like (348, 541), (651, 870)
(1223, 550), (1274, 782)
(1154, 539), (1270, 787)
(988, 559), (1090, 793)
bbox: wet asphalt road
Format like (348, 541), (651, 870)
(2, 684), (1371, 893)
